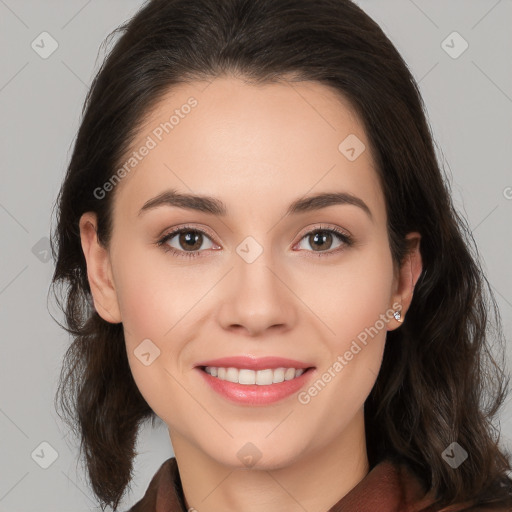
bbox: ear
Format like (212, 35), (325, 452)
(79, 212), (122, 324)
(388, 231), (422, 330)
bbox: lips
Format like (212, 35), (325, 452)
(194, 355), (315, 371)
(196, 363), (317, 406)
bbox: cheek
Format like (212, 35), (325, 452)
(299, 238), (394, 406)
(112, 240), (198, 342)
(113, 244), (193, 417)
(111, 241), (212, 411)
(298, 237), (395, 344)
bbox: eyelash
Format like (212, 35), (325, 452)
(156, 224), (354, 260)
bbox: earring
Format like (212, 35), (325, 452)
(393, 308), (403, 323)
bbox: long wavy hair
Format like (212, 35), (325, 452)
(50, 0), (512, 510)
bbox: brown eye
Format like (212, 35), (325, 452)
(177, 230), (203, 251)
(307, 230), (335, 252)
(157, 227), (218, 259)
(295, 226), (353, 255)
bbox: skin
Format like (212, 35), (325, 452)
(79, 76), (422, 512)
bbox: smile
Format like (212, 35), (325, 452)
(202, 366), (307, 385)
(196, 366), (316, 406)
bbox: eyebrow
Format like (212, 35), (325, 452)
(138, 189), (373, 221)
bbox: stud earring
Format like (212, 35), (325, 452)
(393, 308), (403, 323)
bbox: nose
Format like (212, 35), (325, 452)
(216, 252), (298, 337)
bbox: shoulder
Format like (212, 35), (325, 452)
(395, 462), (512, 512)
(126, 457), (183, 512)
(420, 505), (512, 512)
(383, 459), (512, 512)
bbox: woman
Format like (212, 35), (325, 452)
(50, 0), (512, 510)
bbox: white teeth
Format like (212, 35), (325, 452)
(203, 366), (306, 385)
(225, 367), (238, 383)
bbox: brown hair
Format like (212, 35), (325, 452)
(50, 0), (512, 510)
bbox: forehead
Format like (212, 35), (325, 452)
(112, 76), (385, 223)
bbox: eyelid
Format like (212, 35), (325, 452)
(293, 223), (352, 243)
(156, 223), (220, 250)
(156, 222), (354, 259)
(158, 223), (350, 245)
(157, 223), (217, 240)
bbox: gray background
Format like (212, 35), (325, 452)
(0, 1), (511, 510)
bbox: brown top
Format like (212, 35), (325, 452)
(126, 457), (510, 512)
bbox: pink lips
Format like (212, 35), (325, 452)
(194, 355), (314, 371)
(194, 355), (316, 406)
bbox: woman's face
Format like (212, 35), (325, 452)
(81, 76), (420, 469)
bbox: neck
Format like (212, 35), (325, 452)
(169, 408), (370, 512)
